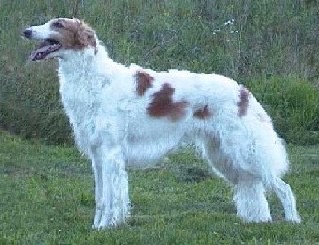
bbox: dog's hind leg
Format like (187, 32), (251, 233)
(200, 135), (271, 222)
(270, 177), (301, 223)
(233, 177), (272, 223)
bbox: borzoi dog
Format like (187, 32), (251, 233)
(23, 18), (300, 229)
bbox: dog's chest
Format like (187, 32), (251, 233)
(59, 71), (104, 124)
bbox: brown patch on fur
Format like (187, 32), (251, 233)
(147, 83), (189, 121)
(193, 105), (212, 119)
(237, 87), (249, 117)
(135, 71), (154, 96)
(49, 18), (97, 51)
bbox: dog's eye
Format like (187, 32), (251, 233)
(52, 21), (64, 28)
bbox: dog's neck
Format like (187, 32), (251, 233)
(58, 42), (128, 86)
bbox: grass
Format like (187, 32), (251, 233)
(0, 131), (319, 244)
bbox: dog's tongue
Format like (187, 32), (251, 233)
(30, 44), (61, 61)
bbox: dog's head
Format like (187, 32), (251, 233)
(23, 18), (97, 61)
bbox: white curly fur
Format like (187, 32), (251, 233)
(24, 18), (300, 229)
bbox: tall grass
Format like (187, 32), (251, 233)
(0, 0), (318, 144)
(245, 76), (319, 144)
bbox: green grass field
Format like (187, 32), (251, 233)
(0, 131), (318, 244)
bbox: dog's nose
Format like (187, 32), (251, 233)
(23, 29), (32, 38)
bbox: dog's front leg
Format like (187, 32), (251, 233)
(91, 144), (129, 229)
(90, 146), (104, 229)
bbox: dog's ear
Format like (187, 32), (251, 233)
(77, 23), (97, 53)
(78, 29), (96, 47)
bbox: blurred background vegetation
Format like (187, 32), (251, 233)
(0, 0), (318, 145)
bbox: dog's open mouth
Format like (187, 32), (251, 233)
(30, 38), (62, 61)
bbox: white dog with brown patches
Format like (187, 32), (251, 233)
(23, 18), (300, 229)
